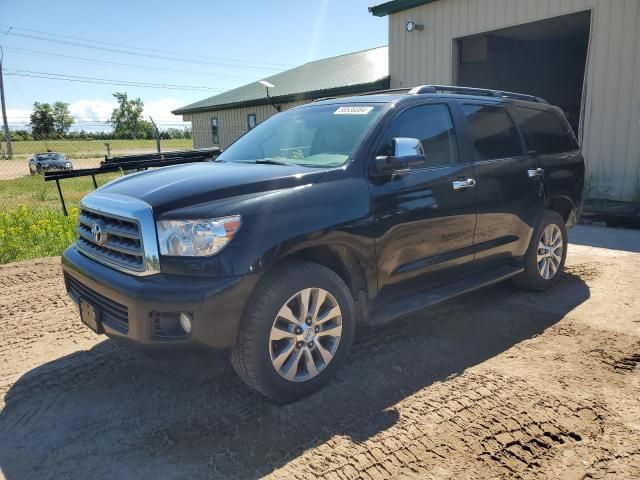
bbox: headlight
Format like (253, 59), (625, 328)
(156, 216), (242, 257)
(65, 162), (72, 167)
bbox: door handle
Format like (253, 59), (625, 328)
(452, 178), (476, 191)
(528, 168), (544, 178)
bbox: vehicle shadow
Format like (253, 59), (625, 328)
(0, 272), (590, 480)
(570, 224), (640, 253)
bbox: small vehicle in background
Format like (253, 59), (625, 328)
(29, 152), (74, 175)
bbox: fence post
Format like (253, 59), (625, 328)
(150, 117), (161, 153)
(0, 55), (13, 159)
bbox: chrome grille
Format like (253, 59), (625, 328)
(77, 208), (145, 272)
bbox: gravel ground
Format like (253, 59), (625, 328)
(0, 158), (102, 180)
(1, 225), (639, 479)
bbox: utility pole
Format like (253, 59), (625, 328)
(149, 117), (161, 153)
(0, 47), (13, 159)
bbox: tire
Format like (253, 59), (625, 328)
(513, 210), (568, 291)
(231, 261), (355, 402)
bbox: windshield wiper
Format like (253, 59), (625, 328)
(252, 159), (295, 166)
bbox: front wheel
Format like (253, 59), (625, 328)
(231, 261), (355, 402)
(513, 210), (568, 291)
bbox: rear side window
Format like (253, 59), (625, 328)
(382, 104), (459, 168)
(462, 104), (523, 161)
(517, 107), (578, 154)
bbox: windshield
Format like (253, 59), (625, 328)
(37, 153), (65, 161)
(217, 104), (384, 167)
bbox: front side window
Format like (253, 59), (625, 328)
(380, 103), (459, 168)
(217, 104), (384, 168)
(462, 104), (523, 161)
(517, 107), (578, 154)
(211, 117), (219, 145)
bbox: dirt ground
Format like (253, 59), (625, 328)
(1, 225), (639, 479)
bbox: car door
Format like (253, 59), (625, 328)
(457, 102), (545, 271)
(369, 101), (478, 305)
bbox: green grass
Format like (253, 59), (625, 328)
(0, 173), (121, 211)
(6, 138), (193, 160)
(0, 174), (121, 264)
(0, 206), (80, 264)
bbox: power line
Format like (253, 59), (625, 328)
(0, 24), (293, 68)
(2, 28), (289, 71)
(3, 46), (263, 80)
(5, 69), (226, 92)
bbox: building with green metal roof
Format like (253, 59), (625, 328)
(173, 46), (389, 149)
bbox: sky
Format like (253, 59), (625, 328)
(0, 0), (387, 131)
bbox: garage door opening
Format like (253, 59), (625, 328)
(455, 11), (591, 138)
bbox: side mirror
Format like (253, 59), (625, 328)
(375, 137), (426, 172)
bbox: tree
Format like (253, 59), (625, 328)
(30, 102), (55, 138)
(52, 101), (74, 135)
(109, 92), (148, 138)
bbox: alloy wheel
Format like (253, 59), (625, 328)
(269, 288), (342, 382)
(537, 224), (563, 280)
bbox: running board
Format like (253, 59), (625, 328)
(371, 264), (524, 326)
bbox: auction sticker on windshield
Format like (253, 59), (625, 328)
(334, 106), (374, 115)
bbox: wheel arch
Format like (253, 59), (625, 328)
(547, 194), (577, 227)
(268, 244), (371, 326)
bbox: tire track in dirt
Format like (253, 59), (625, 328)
(1, 241), (639, 480)
(271, 373), (603, 480)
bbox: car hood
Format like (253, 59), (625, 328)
(98, 161), (328, 214)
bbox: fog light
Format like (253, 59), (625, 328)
(179, 312), (192, 334)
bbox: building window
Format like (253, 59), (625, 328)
(211, 117), (219, 145)
(247, 113), (257, 130)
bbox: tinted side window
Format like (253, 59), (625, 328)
(517, 107), (578, 154)
(462, 105), (523, 161)
(381, 104), (458, 168)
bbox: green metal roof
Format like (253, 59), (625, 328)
(369, 0), (438, 17)
(173, 46), (389, 115)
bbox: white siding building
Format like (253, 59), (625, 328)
(370, 0), (640, 205)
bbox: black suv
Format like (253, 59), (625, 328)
(62, 85), (584, 401)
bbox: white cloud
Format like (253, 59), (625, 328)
(6, 108), (32, 128)
(69, 100), (114, 122)
(143, 98), (186, 124)
(5, 98), (189, 131)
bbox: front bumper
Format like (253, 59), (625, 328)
(62, 245), (259, 350)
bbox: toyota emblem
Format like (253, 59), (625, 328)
(91, 222), (107, 245)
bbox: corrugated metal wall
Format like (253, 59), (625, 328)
(388, 0), (640, 202)
(183, 99), (309, 150)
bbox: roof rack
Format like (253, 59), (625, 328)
(358, 87), (412, 96)
(312, 88), (411, 102)
(408, 85), (548, 103)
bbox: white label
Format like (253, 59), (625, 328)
(334, 106), (374, 115)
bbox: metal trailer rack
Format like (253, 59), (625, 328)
(44, 148), (220, 216)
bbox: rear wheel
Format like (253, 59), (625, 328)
(231, 261), (355, 402)
(513, 210), (567, 291)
